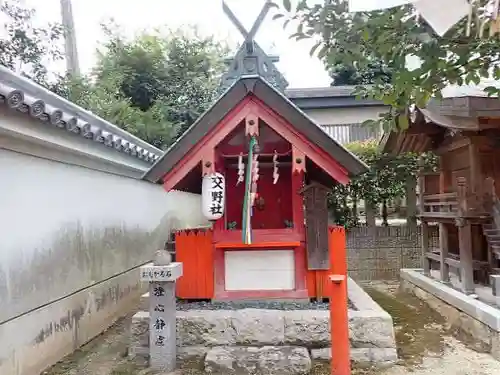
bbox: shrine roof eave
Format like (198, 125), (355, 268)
(380, 107), (455, 156)
(142, 76), (368, 184)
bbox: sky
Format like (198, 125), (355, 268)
(23, 0), (331, 88)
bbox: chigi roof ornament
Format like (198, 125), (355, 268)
(219, 0), (288, 93)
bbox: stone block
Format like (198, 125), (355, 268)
(283, 310), (330, 347)
(349, 311), (396, 348)
(311, 347), (398, 365)
(204, 346), (311, 375)
(129, 311), (149, 358)
(139, 292), (149, 311)
(177, 310), (236, 346)
(132, 308), (397, 353)
(490, 332), (500, 362)
(178, 346), (210, 362)
(491, 275), (500, 297)
(232, 309), (285, 345)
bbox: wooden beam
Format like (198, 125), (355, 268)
(439, 223), (450, 283)
(421, 222), (431, 276)
(468, 140), (479, 195)
(252, 99), (349, 185)
(161, 97), (252, 192)
(394, 132), (406, 154)
(201, 148), (215, 176)
(292, 145), (306, 173)
(406, 122), (442, 135)
(245, 113), (259, 137)
(456, 219), (475, 294)
(435, 137), (470, 156)
(405, 135), (417, 152)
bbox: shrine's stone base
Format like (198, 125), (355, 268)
(129, 278), (397, 374)
(130, 308), (397, 373)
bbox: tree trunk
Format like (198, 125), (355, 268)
(393, 197), (402, 216)
(352, 197), (358, 226)
(382, 200), (389, 226)
(365, 202), (376, 228)
(406, 176), (417, 228)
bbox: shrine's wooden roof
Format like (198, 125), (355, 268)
(143, 75), (368, 183)
(381, 94), (500, 156)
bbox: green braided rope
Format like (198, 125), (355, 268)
(242, 136), (257, 244)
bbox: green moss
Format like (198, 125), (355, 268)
(364, 285), (446, 365)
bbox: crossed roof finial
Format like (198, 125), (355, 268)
(222, 0), (273, 54)
(219, 0), (288, 93)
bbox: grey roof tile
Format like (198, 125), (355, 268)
(0, 66), (163, 164)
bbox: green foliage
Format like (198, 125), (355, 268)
(274, 0), (500, 131)
(0, 0), (64, 86)
(331, 60), (393, 86)
(327, 139), (437, 227)
(61, 27), (229, 149)
(0, 1), (228, 150)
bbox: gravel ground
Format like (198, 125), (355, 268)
(380, 338), (500, 375)
(176, 299), (355, 311)
(44, 282), (500, 375)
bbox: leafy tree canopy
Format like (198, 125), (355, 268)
(0, 1), (229, 150)
(61, 26), (230, 149)
(328, 139), (437, 227)
(274, 0), (500, 131)
(0, 0), (64, 86)
(330, 60), (393, 86)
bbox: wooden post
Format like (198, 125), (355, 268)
(456, 219), (475, 294)
(291, 147), (305, 235)
(417, 158), (426, 215)
(456, 177), (468, 216)
(329, 226), (351, 375)
(406, 176), (417, 228)
(421, 222), (431, 276)
(469, 140), (479, 196)
(438, 223), (450, 283)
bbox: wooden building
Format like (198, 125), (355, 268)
(142, 2), (367, 300)
(381, 93), (500, 295)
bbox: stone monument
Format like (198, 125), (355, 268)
(140, 249), (183, 372)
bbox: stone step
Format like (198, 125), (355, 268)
(139, 292), (149, 311)
(493, 247), (500, 259)
(483, 228), (500, 234)
(311, 347), (397, 365)
(205, 346), (312, 375)
(129, 308), (398, 368)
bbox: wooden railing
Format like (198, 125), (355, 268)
(420, 192), (458, 218)
(419, 176), (492, 219)
(484, 177), (500, 226)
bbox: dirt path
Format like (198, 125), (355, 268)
(43, 283), (500, 375)
(359, 282), (500, 375)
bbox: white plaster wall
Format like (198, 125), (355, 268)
(0, 148), (206, 324)
(303, 106), (388, 126)
(0, 268), (143, 375)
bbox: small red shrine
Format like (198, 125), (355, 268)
(143, 1), (367, 300)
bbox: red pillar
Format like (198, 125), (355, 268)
(329, 226), (351, 375)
